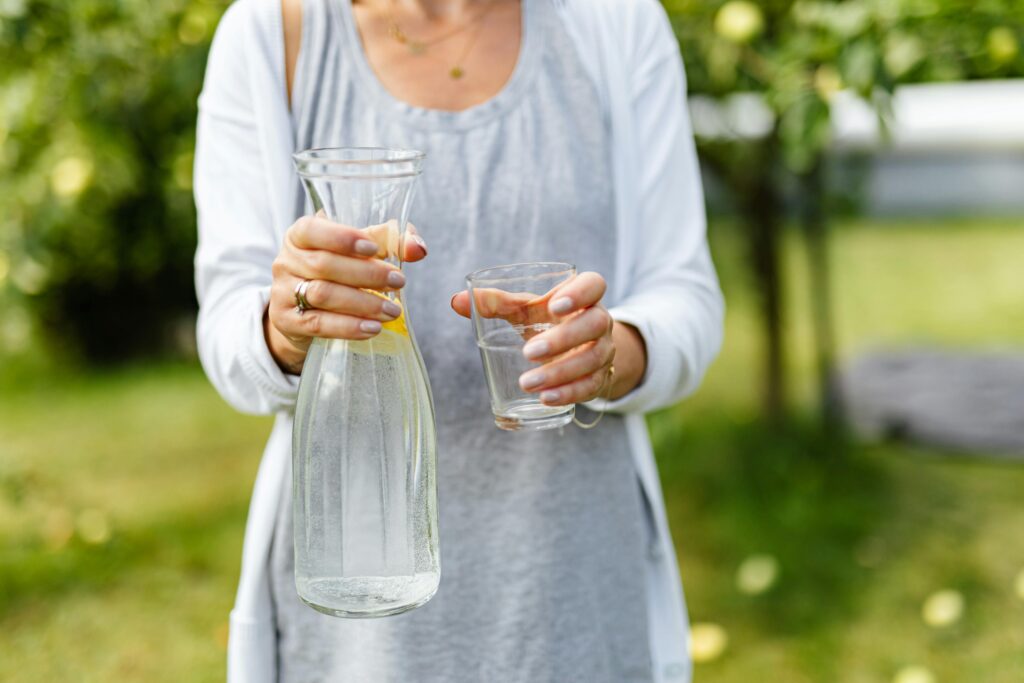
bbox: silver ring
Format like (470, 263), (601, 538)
(294, 279), (313, 314)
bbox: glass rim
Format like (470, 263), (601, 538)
(466, 261), (576, 286)
(293, 146), (425, 179)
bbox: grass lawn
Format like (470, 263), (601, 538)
(0, 366), (271, 682)
(658, 218), (1024, 682)
(2, 218), (1024, 681)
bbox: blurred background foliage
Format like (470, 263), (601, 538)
(666, 0), (1024, 425)
(0, 0), (229, 364)
(1, 0), (1023, 681)
(670, 0), (1024, 164)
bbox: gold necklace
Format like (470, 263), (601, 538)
(387, 10), (482, 54)
(387, 1), (497, 79)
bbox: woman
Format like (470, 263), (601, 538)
(194, 0), (723, 681)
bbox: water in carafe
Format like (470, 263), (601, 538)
(291, 148), (439, 618)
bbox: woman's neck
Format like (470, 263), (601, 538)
(374, 0), (484, 21)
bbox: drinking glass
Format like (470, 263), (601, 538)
(466, 262), (577, 431)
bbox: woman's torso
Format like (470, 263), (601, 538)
(271, 1), (653, 680)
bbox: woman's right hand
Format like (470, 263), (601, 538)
(265, 214), (428, 374)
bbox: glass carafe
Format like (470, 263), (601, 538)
(291, 148), (439, 618)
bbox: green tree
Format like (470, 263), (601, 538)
(664, 0), (1023, 427)
(0, 0), (229, 363)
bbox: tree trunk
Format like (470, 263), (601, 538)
(799, 158), (844, 438)
(745, 170), (786, 424)
(696, 137), (787, 424)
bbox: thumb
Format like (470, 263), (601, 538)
(403, 222), (428, 262)
(450, 291), (472, 319)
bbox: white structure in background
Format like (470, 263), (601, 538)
(689, 80), (1024, 216)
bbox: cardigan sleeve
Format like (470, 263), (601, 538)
(193, 2), (300, 415)
(587, 0), (724, 415)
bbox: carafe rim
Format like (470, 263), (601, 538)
(293, 147), (425, 180)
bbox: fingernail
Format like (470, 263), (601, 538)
(522, 340), (550, 360)
(540, 390), (560, 403)
(387, 270), (406, 288)
(360, 320), (382, 334)
(355, 239), (379, 256)
(412, 234), (428, 254)
(381, 301), (402, 319)
(519, 371), (545, 390)
(550, 297), (573, 314)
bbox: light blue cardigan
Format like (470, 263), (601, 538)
(194, 1), (724, 681)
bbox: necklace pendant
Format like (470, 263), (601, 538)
(408, 41), (426, 55)
(449, 65), (465, 79)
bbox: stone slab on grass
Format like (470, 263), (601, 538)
(844, 349), (1024, 457)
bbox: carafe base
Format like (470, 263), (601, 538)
(297, 573), (440, 618)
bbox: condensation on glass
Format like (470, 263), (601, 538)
(291, 148), (439, 618)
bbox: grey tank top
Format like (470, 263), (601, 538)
(271, 1), (653, 680)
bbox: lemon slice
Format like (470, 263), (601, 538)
(382, 306), (408, 337)
(383, 315), (408, 336)
(366, 289), (408, 337)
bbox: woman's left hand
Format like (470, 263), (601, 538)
(451, 272), (618, 406)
